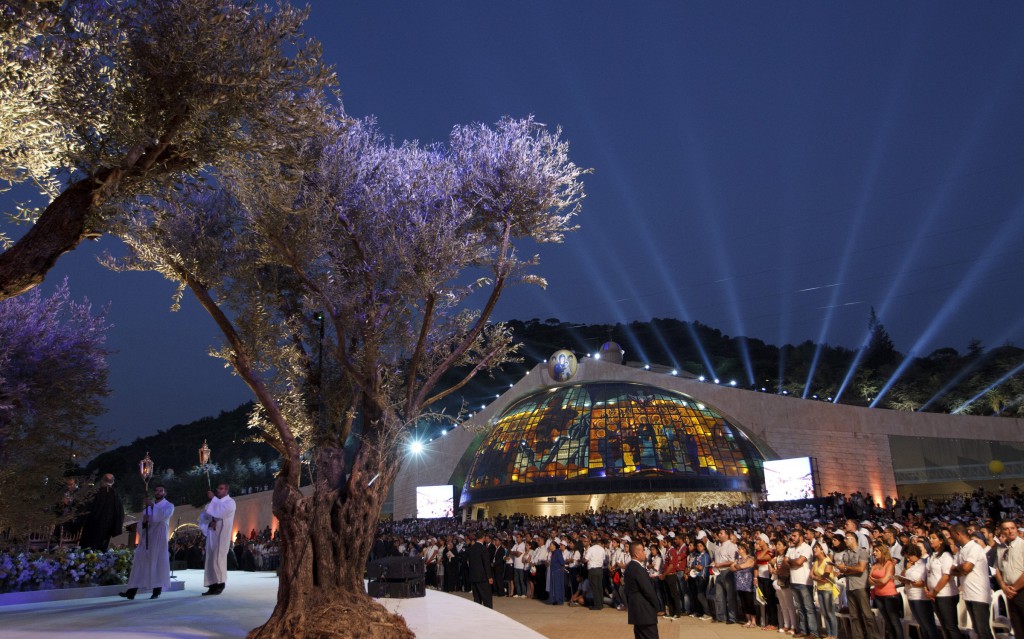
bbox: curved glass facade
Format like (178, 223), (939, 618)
(461, 382), (765, 506)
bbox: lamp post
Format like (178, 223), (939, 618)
(199, 440), (212, 489)
(139, 452), (154, 549)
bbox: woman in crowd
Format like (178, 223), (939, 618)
(732, 540), (758, 628)
(691, 539), (712, 620)
(523, 540), (536, 598)
(926, 530), (959, 639)
(899, 542), (941, 639)
(546, 540), (566, 605)
(771, 537), (797, 636)
(647, 541), (666, 614)
(442, 540), (459, 592)
(870, 542), (903, 639)
(811, 542), (838, 639)
(755, 535), (779, 630)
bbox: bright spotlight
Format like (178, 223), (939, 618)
(594, 353), (601, 360)
(698, 375), (705, 382)
(714, 378), (720, 384)
(644, 364), (650, 370)
(729, 380), (737, 387)
(409, 440), (425, 455)
(671, 369), (678, 375)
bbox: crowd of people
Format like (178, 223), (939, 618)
(371, 486), (1024, 639)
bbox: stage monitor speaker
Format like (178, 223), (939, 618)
(366, 556), (424, 581)
(367, 577), (425, 598)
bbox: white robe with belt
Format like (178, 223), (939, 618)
(126, 498), (174, 590)
(200, 494), (236, 587)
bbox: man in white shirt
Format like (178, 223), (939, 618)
(951, 524), (993, 639)
(996, 519), (1024, 639)
(511, 533), (528, 598)
(711, 528), (738, 623)
(584, 536), (607, 610)
(200, 483), (236, 596)
(786, 530), (818, 638)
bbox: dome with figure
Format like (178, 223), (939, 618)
(460, 381), (766, 508)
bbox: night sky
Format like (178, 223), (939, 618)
(18, 2), (1024, 444)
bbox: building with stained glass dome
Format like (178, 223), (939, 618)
(392, 343), (1024, 519)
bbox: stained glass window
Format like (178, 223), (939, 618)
(461, 382), (765, 504)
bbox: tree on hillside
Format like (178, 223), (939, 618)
(864, 307), (899, 372)
(113, 116), (586, 638)
(0, 0), (332, 299)
(0, 280), (111, 536)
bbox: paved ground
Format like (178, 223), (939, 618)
(0, 570), (769, 639)
(463, 593), (769, 639)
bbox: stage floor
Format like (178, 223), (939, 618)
(0, 570), (545, 639)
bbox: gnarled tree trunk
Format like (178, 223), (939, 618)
(247, 443), (413, 639)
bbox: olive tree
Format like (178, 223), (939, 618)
(0, 0), (331, 299)
(0, 280), (111, 536)
(115, 115), (586, 638)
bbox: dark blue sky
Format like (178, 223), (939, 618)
(29, 2), (1024, 444)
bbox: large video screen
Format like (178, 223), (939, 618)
(416, 485), (455, 518)
(763, 457), (815, 501)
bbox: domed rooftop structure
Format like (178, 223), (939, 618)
(460, 381), (765, 508)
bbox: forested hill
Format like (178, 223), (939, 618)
(87, 315), (1023, 507)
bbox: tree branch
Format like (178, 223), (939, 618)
(176, 265), (301, 483)
(412, 219), (512, 411)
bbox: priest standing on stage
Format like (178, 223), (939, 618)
(200, 483), (236, 596)
(119, 485), (174, 600)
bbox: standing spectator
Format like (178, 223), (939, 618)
(996, 519), (1024, 639)
(732, 541), (758, 627)
(661, 535), (685, 618)
(755, 535), (778, 629)
(811, 543), (838, 639)
(584, 535), (607, 610)
(951, 524), (993, 639)
(869, 543), (902, 639)
(79, 474), (124, 552)
(510, 532), (527, 598)
(925, 530), (959, 639)
(786, 529), (819, 638)
(547, 540), (566, 605)
(899, 542), (941, 639)
(835, 532), (877, 639)
(711, 528), (738, 623)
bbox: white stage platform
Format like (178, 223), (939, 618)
(0, 570), (547, 639)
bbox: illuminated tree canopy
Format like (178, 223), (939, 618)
(0, 0), (332, 298)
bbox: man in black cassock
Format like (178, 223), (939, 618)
(79, 474), (125, 552)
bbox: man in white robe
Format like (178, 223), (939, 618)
(119, 485), (174, 600)
(200, 483), (236, 596)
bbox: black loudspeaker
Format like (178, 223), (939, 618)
(366, 556), (424, 581)
(367, 577), (425, 598)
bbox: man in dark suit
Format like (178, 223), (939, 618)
(491, 537), (508, 597)
(466, 532), (494, 608)
(625, 541), (661, 639)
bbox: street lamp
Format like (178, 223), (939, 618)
(199, 439), (212, 488)
(139, 452), (154, 549)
